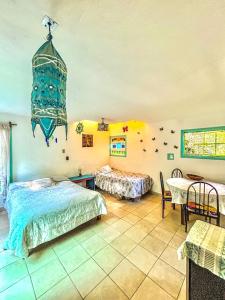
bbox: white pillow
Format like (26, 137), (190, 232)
(10, 178), (53, 191)
(101, 165), (112, 174)
(51, 175), (69, 183)
(31, 178), (53, 188)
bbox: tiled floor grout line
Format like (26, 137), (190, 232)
(51, 247), (84, 300)
(0, 194), (188, 299)
(24, 260), (38, 300)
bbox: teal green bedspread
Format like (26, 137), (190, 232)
(4, 181), (107, 257)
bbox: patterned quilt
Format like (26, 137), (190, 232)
(4, 181), (107, 257)
(95, 169), (153, 199)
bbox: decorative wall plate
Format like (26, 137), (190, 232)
(76, 122), (84, 134)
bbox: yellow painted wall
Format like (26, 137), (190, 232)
(109, 121), (148, 173)
(109, 119), (225, 193)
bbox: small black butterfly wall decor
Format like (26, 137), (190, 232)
(140, 139), (143, 143)
(159, 127), (164, 131)
(164, 142), (168, 146)
(171, 130), (175, 134)
(155, 149), (159, 153)
(143, 148), (147, 152)
(174, 145), (179, 149)
(152, 137), (156, 141)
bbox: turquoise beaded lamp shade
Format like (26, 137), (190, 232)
(31, 30), (67, 145)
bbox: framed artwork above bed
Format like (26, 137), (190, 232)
(110, 135), (127, 157)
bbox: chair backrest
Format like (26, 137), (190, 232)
(160, 172), (165, 195)
(186, 181), (219, 217)
(171, 168), (183, 178)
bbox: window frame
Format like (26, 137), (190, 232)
(181, 126), (225, 160)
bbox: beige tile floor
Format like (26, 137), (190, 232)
(0, 192), (205, 300)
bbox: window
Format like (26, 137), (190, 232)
(181, 126), (225, 160)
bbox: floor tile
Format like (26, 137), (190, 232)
(161, 245), (186, 275)
(169, 234), (185, 249)
(127, 245), (157, 275)
(98, 226), (121, 243)
(0, 193), (188, 300)
(109, 259), (145, 298)
(111, 208), (128, 218)
(132, 208), (149, 218)
(39, 276), (81, 300)
(91, 222), (109, 234)
(158, 220), (180, 234)
(143, 214), (162, 225)
(125, 225), (148, 243)
(178, 278), (186, 300)
(93, 245), (123, 274)
(149, 259), (184, 298)
(140, 235), (167, 257)
(135, 219), (155, 233)
(85, 276), (128, 300)
(81, 235), (107, 256)
(132, 277), (173, 300)
(0, 259), (28, 292)
(110, 219), (131, 234)
(104, 214), (119, 225)
(176, 226), (188, 239)
(110, 234), (137, 256)
(0, 276), (35, 300)
(150, 226), (174, 244)
(122, 204), (137, 212)
(31, 259), (67, 298)
(26, 247), (57, 274)
(52, 234), (78, 256)
(122, 213), (141, 225)
(70, 258), (106, 298)
(73, 227), (96, 243)
(0, 250), (20, 270)
(59, 244), (90, 273)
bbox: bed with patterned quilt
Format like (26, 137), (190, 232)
(3, 178), (107, 257)
(95, 166), (153, 199)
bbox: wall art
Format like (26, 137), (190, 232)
(110, 135), (127, 157)
(82, 134), (93, 147)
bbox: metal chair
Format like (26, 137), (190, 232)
(185, 181), (220, 232)
(160, 172), (175, 218)
(171, 168), (183, 178)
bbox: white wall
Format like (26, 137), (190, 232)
(0, 113), (109, 181)
(1, 112), (224, 192)
(109, 117), (225, 193)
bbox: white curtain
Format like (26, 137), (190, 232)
(0, 123), (10, 208)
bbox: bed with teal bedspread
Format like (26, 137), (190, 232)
(4, 180), (107, 257)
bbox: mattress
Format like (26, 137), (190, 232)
(4, 180), (107, 257)
(95, 169), (153, 199)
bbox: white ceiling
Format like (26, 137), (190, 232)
(1, 0), (225, 122)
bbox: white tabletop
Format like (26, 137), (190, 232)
(166, 177), (225, 214)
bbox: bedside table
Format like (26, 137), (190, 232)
(69, 174), (95, 190)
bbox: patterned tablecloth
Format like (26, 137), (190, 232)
(178, 220), (225, 280)
(166, 177), (225, 215)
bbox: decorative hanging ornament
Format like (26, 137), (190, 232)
(97, 118), (109, 131)
(31, 16), (67, 146)
(76, 122), (84, 134)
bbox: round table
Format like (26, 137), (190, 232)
(166, 178), (225, 222)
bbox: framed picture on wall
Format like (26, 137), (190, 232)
(181, 126), (225, 160)
(82, 134), (93, 147)
(110, 135), (127, 157)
